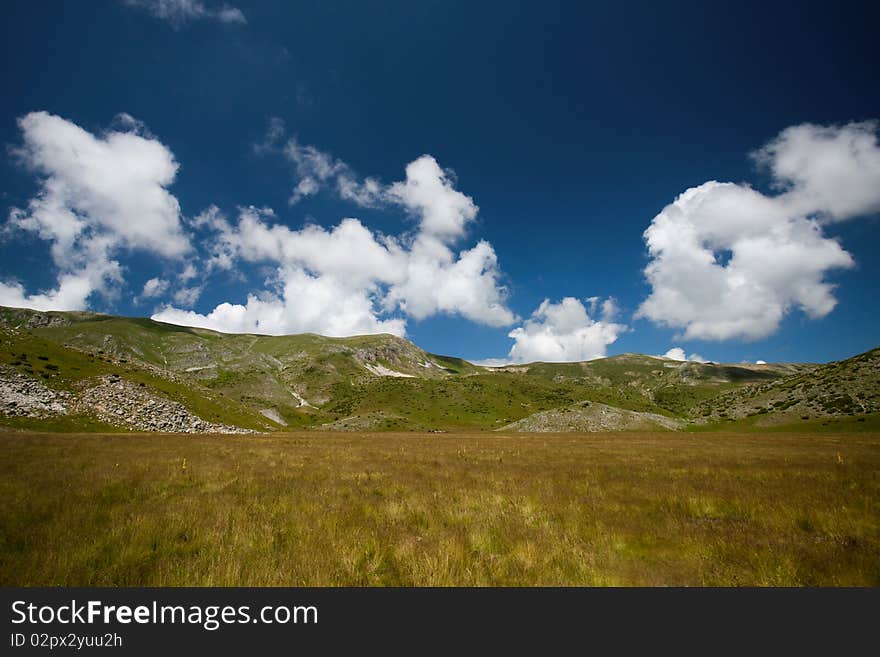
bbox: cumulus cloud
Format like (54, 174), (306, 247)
(123, 0), (246, 27)
(3, 111), (189, 311)
(0, 275), (96, 312)
(1, 116), (513, 340)
(637, 121), (880, 341)
(662, 347), (687, 361)
(154, 266), (406, 337)
(752, 121), (880, 221)
(503, 297), (626, 363)
(153, 144), (515, 335)
(10, 111), (189, 257)
(384, 236), (515, 326)
(386, 156), (478, 240)
(230, 209), (405, 285)
(660, 347), (708, 363)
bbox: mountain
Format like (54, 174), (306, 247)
(691, 346), (880, 426)
(0, 306), (876, 433)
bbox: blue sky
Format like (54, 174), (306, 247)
(1, 0), (878, 364)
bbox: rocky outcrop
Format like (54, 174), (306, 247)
(354, 342), (411, 365)
(353, 338), (438, 377)
(0, 365), (70, 417)
(73, 375), (253, 433)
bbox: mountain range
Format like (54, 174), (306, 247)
(1, 305), (877, 434)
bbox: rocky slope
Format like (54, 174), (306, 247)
(74, 375), (252, 433)
(0, 363), (251, 433)
(0, 364), (70, 417)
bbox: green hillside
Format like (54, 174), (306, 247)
(691, 347), (880, 429)
(1, 306), (875, 433)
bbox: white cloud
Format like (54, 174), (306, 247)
(140, 277), (169, 298)
(755, 360), (767, 365)
(660, 347), (707, 363)
(180, 263), (198, 281)
(253, 117), (286, 155)
(190, 204), (239, 272)
(157, 146), (516, 336)
(172, 286), (202, 307)
(384, 236), (515, 326)
(752, 121), (880, 221)
(284, 137), (345, 182)
(277, 132), (478, 242)
(0, 275), (96, 312)
(4, 111), (189, 311)
(154, 266), (405, 337)
(282, 136), (382, 207)
(289, 177), (320, 205)
(505, 297), (626, 363)
(231, 209), (405, 286)
(11, 111), (189, 258)
(123, 0), (246, 26)
(637, 121), (880, 341)
(662, 347), (687, 361)
(386, 156), (478, 241)
(337, 176), (383, 207)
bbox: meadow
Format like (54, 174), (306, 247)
(1, 430), (878, 586)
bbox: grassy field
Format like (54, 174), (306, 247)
(1, 430), (878, 586)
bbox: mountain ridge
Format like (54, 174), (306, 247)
(1, 305), (876, 434)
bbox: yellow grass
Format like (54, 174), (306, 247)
(1, 430), (878, 586)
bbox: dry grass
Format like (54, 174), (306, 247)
(1, 430), (878, 586)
